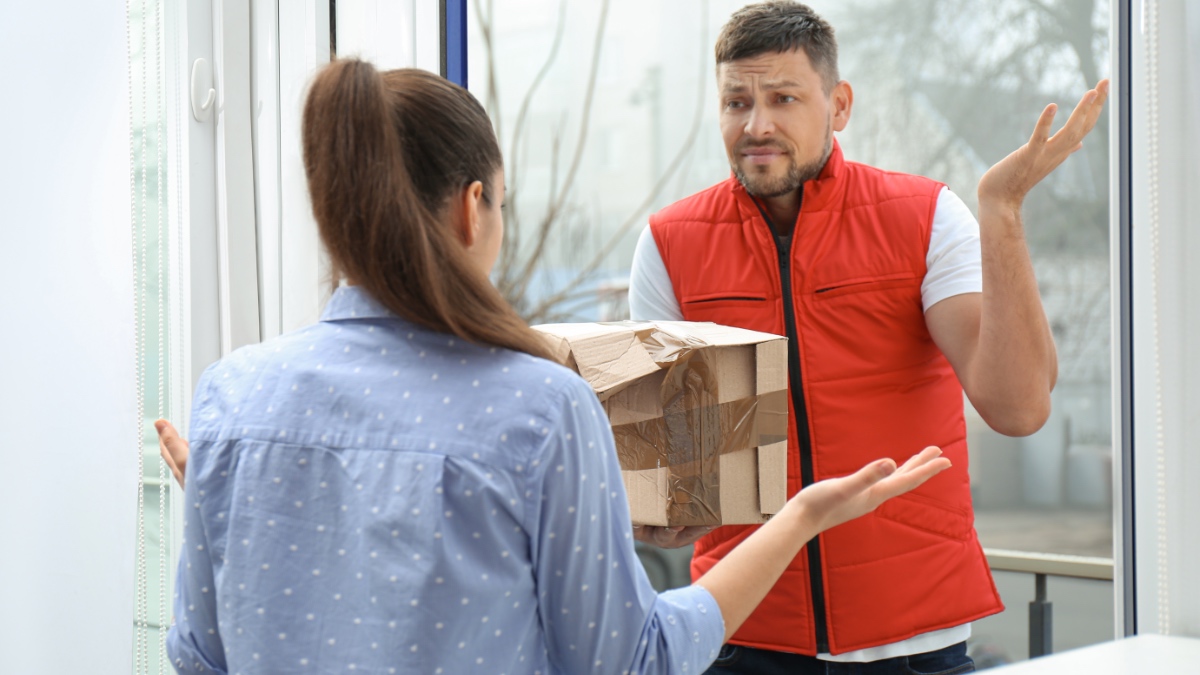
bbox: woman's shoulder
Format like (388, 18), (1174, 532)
(188, 325), (324, 427)
(476, 347), (595, 413)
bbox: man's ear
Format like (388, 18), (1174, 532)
(831, 80), (853, 132)
(457, 180), (485, 248)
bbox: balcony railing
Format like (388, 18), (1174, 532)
(982, 548), (1114, 659)
(634, 544), (1116, 662)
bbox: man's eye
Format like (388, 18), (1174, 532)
(725, 100), (745, 110)
(778, 95), (796, 103)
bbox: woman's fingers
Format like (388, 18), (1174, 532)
(835, 457), (899, 498)
(875, 449), (950, 500)
(893, 446), (943, 474)
(155, 419), (188, 489)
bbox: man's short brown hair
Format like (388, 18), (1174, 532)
(715, 1), (839, 93)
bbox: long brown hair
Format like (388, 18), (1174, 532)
(302, 59), (553, 360)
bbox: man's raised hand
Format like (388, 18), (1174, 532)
(978, 79), (1110, 210)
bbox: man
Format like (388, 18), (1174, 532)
(627, 2), (1108, 673)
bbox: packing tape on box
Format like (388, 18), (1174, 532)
(610, 393), (789, 471)
(608, 350), (789, 525)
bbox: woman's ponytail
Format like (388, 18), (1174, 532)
(302, 59), (554, 362)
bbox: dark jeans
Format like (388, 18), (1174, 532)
(703, 641), (975, 675)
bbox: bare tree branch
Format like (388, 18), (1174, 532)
(506, 0), (568, 203)
(525, 0), (712, 322)
(471, 0), (503, 140)
(493, 0), (569, 290)
(507, 0), (612, 303)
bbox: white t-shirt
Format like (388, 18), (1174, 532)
(627, 186), (981, 663)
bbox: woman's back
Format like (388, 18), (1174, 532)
(168, 285), (725, 674)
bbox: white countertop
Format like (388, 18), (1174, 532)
(992, 634), (1200, 673)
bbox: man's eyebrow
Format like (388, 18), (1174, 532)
(721, 79), (805, 94)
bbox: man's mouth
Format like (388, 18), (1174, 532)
(741, 146), (786, 165)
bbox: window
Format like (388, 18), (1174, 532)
(470, 0), (1114, 665)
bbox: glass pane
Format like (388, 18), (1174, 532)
(832, 0), (1113, 562)
(470, 0), (1114, 666)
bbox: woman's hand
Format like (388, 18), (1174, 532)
(155, 419), (189, 489)
(792, 446), (950, 534)
(695, 446), (951, 642)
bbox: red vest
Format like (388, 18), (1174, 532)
(649, 142), (1003, 655)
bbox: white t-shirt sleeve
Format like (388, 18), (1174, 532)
(922, 187), (983, 311)
(628, 225), (684, 321)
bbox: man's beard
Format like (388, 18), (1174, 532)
(732, 124), (833, 199)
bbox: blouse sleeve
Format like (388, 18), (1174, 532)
(166, 368), (229, 674)
(525, 375), (725, 675)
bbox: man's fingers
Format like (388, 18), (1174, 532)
(1086, 80), (1110, 124)
(639, 525), (714, 548)
(1054, 80), (1109, 149)
(1057, 89), (1097, 140)
(1030, 103), (1057, 145)
(655, 528), (680, 548)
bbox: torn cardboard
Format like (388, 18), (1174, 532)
(533, 321), (789, 527)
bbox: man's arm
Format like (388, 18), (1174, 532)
(926, 79), (1108, 437)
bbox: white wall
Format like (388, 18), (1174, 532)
(0, 3), (137, 674)
(1128, 0), (1200, 638)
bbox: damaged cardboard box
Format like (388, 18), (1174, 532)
(533, 321), (789, 527)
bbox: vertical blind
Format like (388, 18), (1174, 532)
(129, 0), (187, 672)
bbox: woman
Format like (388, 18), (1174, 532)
(164, 59), (948, 675)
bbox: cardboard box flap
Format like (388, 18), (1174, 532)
(538, 332), (577, 371)
(644, 321), (784, 348)
(534, 323), (659, 400)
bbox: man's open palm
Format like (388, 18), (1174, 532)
(979, 79), (1110, 208)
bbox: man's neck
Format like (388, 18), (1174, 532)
(761, 190), (802, 238)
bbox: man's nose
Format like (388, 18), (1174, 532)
(745, 104), (775, 138)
